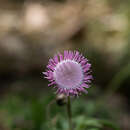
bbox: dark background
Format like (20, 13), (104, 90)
(0, 0), (130, 130)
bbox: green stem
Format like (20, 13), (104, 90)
(67, 96), (72, 130)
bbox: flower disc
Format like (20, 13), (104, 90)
(54, 60), (83, 89)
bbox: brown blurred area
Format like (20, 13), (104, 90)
(0, 0), (130, 129)
(0, 0), (128, 75)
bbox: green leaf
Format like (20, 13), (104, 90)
(74, 116), (103, 130)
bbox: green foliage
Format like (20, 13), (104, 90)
(74, 116), (120, 130)
(0, 90), (120, 130)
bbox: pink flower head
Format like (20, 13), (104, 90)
(43, 50), (93, 96)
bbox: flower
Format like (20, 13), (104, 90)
(43, 50), (93, 96)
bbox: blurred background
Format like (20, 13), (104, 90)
(0, 0), (130, 130)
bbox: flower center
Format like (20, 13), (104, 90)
(53, 60), (83, 89)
